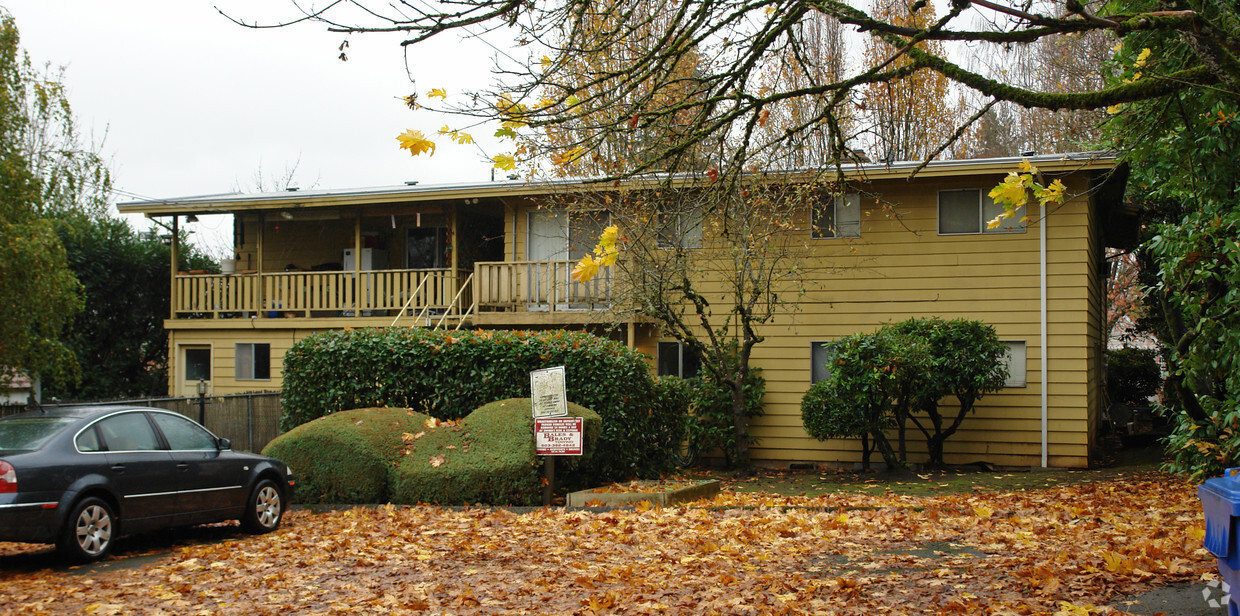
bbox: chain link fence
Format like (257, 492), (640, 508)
(1, 392), (284, 453)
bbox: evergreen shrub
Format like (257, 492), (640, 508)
(280, 328), (679, 481)
(262, 407), (429, 503)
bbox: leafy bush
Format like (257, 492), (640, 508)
(262, 407), (429, 503)
(1106, 348), (1162, 406)
(801, 330), (903, 469)
(686, 368), (765, 467)
(281, 328), (680, 482)
(801, 318), (1009, 469)
(263, 400), (602, 505)
(391, 398), (601, 505)
(890, 318), (1009, 468)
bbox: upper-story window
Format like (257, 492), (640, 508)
(811, 193), (861, 239)
(938, 188), (1026, 235)
(657, 206), (704, 250)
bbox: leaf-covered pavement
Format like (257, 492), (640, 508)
(0, 472), (1216, 615)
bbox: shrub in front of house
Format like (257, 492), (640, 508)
(801, 318), (1008, 470)
(280, 328), (678, 483)
(390, 398), (601, 505)
(262, 407), (429, 503)
(261, 400), (601, 505)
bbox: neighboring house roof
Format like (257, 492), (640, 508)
(117, 152), (1121, 216)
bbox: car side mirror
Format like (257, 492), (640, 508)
(217, 437), (232, 450)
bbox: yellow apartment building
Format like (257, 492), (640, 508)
(118, 152), (1134, 469)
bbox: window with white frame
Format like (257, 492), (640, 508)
(811, 193), (861, 239)
(810, 341), (833, 383)
(657, 342), (702, 378)
(235, 343), (271, 380)
(656, 206), (704, 250)
(938, 188), (1026, 235)
(1001, 341), (1027, 387)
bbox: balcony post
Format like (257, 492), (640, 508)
(450, 203), (459, 313)
(353, 209), (362, 318)
(257, 212), (266, 317)
(169, 215), (179, 319)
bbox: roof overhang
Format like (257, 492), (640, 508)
(117, 151), (1118, 217)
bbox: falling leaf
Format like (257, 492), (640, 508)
(427, 88), (448, 99)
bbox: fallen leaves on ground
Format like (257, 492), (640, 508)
(589, 479), (708, 494)
(0, 472), (1213, 615)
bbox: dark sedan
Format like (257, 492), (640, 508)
(0, 405), (293, 562)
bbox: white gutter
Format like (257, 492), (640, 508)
(1041, 198), (1049, 468)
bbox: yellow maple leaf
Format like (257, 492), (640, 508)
(599, 225), (619, 249)
(572, 254), (600, 282)
(1054, 601), (1096, 616)
(1036, 178), (1067, 206)
(988, 173), (1030, 209)
(595, 247), (619, 267)
(492, 153), (517, 171)
(397, 129), (436, 157)
(1134, 47), (1151, 67)
(427, 88), (447, 99)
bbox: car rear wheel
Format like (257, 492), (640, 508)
(57, 497), (115, 563)
(241, 479), (283, 534)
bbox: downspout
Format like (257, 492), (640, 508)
(1041, 201), (1049, 468)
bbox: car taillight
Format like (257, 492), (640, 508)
(0, 460), (14, 493)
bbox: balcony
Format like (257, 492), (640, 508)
(171, 261), (614, 327)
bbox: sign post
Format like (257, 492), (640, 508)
(530, 367), (580, 505)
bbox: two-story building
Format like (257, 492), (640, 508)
(119, 152), (1134, 468)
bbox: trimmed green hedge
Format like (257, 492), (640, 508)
(280, 328), (679, 482)
(262, 401), (601, 505)
(262, 407), (430, 503)
(391, 398), (601, 505)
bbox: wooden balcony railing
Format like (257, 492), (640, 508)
(172, 261), (613, 321)
(173, 269), (469, 319)
(473, 260), (612, 311)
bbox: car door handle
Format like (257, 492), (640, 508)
(111, 464), (125, 472)
(176, 462), (189, 470)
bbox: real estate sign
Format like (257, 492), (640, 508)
(530, 366), (567, 419)
(534, 417), (583, 456)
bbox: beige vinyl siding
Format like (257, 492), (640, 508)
(166, 161), (1106, 469)
(743, 175), (1096, 468)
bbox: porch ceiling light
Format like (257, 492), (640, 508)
(185, 214), (199, 223)
(280, 211), (294, 220)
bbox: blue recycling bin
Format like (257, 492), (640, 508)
(1199, 468), (1240, 616)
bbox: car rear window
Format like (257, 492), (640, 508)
(0, 417), (75, 451)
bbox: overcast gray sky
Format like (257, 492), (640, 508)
(8, 1), (505, 251)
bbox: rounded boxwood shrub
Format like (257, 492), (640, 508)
(263, 399), (601, 505)
(391, 398), (601, 505)
(262, 407), (430, 503)
(281, 328), (679, 483)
